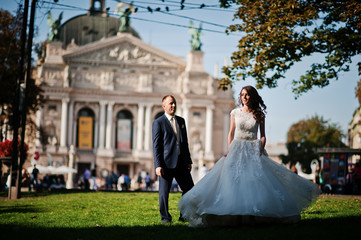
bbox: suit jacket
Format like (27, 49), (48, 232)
(152, 114), (192, 169)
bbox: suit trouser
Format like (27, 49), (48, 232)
(158, 156), (194, 221)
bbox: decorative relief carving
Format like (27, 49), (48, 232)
(71, 71), (101, 89)
(100, 72), (114, 90)
(153, 76), (175, 92)
(188, 79), (207, 95)
(114, 73), (138, 90)
(207, 76), (215, 95)
(44, 70), (63, 87)
(80, 44), (168, 65)
(138, 74), (152, 92)
(117, 48), (130, 61)
(47, 43), (62, 56)
(63, 66), (69, 87)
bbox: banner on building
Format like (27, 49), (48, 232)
(117, 119), (131, 150)
(78, 116), (93, 149)
(322, 153), (347, 186)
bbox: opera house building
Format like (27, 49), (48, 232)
(33, 0), (235, 185)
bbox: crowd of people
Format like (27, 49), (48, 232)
(12, 165), (67, 191)
(1, 164), (174, 193)
(78, 170), (158, 192)
(3, 158), (361, 198)
(311, 161), (361, 195)
(345, 161), (361, 195)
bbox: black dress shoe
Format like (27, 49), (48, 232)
(161, 219), (171, 224)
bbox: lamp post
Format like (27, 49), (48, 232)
(8, 0), (29, 200)
(17, 0), (37, 197)
(9, 0), (37, 200)
(0, 106), (5, 189)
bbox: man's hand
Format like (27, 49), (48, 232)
(188, 164), (192, 172)
(224, 151), (229, 157)
(156, 167), (164, 178)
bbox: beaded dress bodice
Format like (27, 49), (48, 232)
(231, 108), (259, 140)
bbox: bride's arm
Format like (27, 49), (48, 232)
(227, 116), (236, 148)
(259, 117), (266, 155)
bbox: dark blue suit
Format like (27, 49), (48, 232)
(152, 114), (194, 222)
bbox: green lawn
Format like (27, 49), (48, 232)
(0, 191), (360, 240)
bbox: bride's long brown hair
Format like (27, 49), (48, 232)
(239, 86), (267, 123)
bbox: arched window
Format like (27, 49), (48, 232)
(116, 110), (133, 150)
(76, 108), (95, 149)
(94, 0), (101, 10)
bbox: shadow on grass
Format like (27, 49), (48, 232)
(0, 216), (359, 240)
(0, 189), (158, 199)
(0, 189), (97, 198)
(0, 205), (44, 214)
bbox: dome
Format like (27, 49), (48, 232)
(58, 0), (140, 48)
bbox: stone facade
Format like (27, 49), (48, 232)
(348, 107), (361, 163)
(34, 31), (234, 186)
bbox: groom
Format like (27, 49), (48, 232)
(152, 95), (194, 224)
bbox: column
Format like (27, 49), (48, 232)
(72, 106), (77, 149)
(129, 163), (134, 179)
(59, 98), (69, 152)
(136, 103), (145, 151)
(205, 105), (214, 159)
(66, 145), (75, 189)
(35, 107), (42, 148)
(105, 101), (114, 149)
(144, 103), (152, 151)
(98, 101), (106, 149)
(94, 119), (99, 150)
(177, 102), (183, 117)
(182, 104), (189, 131)
(67, 101), (74, 147)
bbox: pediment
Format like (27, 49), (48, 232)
(63, 33), (185, 67)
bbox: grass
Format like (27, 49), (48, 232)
(0, 191), (360, 240)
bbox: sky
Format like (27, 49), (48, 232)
(1, 0), (360, 144)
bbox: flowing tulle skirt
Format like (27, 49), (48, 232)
(178, 139), (320, 227)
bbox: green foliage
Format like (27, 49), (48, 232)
(219, 0), (361, 98)
(0, 9), (23, 106)
(0, 191), (360, 239)
(0, 8), (43, 126)
(355, 63), (361, 105)
(287, 115), (345, 146)
(281, 115), (345, 172)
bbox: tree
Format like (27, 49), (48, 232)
(0, 9), (23, 107)
(218, 0), (361, 98)
(355, 64), (361, 105)
(280, 115), (345, 173)
(0, 8), (43, 131)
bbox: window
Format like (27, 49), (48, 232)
(116, 110), (133, 150)
(76, 108), (95, 149)
(48, 105), (57, 111)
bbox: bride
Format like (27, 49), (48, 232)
(178, 85), (320, 227)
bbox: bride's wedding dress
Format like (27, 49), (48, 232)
(178, 108), (320, 227)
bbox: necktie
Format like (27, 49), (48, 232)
(171, 117), (178, 138)
(171, 117), (180, 154)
